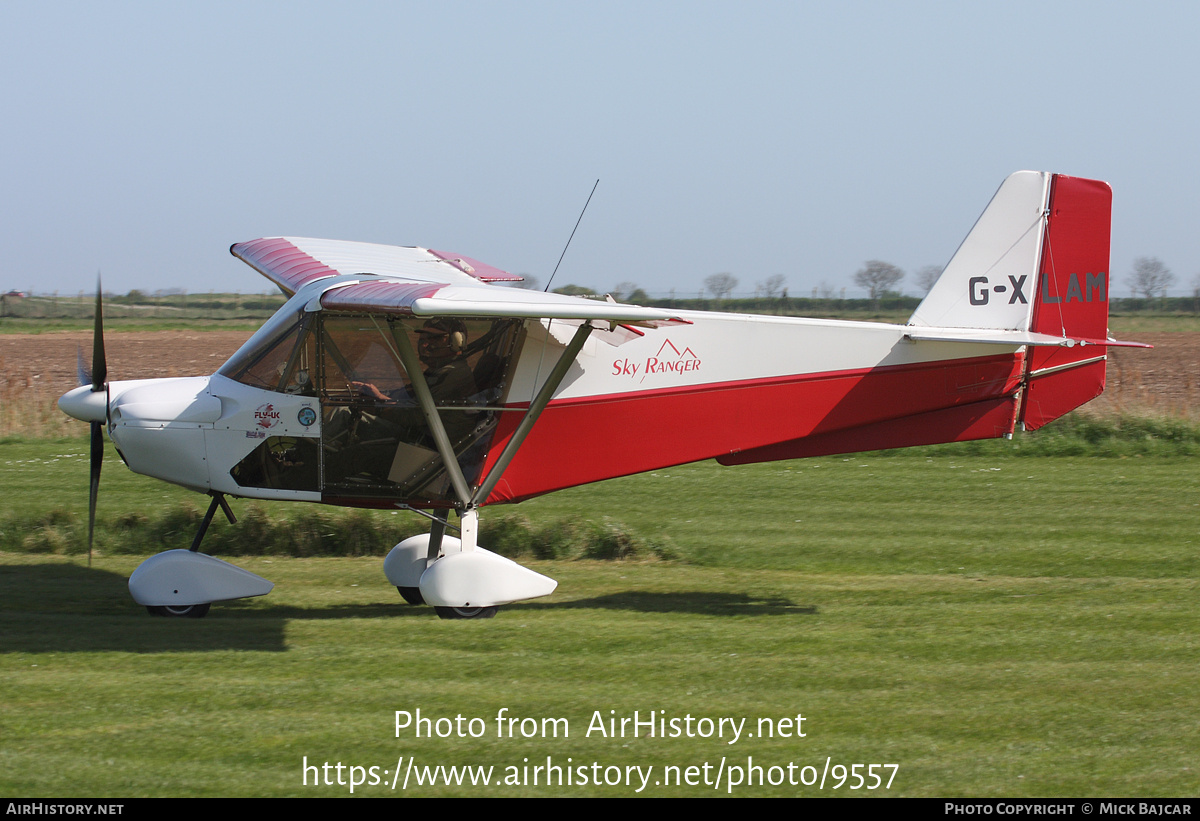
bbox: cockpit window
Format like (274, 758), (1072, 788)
(318, 315), (523, 503)
(218, 306), (317, 395)
(320, 316), (413, 404)
(226, 311), (525, 504)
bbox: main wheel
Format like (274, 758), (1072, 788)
(434, 605), (498, 620)
(146, 603), (211, 618)
(397, 586), (425, 605)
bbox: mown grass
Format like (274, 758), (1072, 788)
(1, 432), (1198, 797)
(1108, 312), (1200, 334)
(3, 414), (1196, 563)
(1, 556), (1195, 797)
(4, 502), (676, 563)
(901, 413), (1200, 458)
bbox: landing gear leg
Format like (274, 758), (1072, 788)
(165, 493), (238, 618)
(399, 515), (447, 605)
(190, 492), (237, 552)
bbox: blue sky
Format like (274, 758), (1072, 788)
(2, 1), (1197, 297)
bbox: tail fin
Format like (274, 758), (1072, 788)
(909, 170), (1051, 332)
(908, 171), (1118, 430)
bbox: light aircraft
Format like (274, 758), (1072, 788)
(59, 171), (1146, 619)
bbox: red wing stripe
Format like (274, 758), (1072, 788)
(429, 249), (523, 282)
(319, 280), (444, 313)
(231, 238), (342, 296)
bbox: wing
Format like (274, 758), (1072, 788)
(231, 237), (685, 328)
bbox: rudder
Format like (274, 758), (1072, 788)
(1019, 175), (1113, 430)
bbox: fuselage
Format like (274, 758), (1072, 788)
(63, 281), (1028, 509)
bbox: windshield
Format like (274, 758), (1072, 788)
(218, 297), (318, 394)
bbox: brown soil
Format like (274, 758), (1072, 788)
(0, 331), (252, 437)
(1, 329), (1194, 427)
(1094, 333), (1199, 418)
(0, 331), (252, 401)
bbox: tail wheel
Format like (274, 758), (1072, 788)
(434, 606), (498, 620)
(146, 603), (211, 618)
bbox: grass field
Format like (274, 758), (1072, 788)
(2, 437), (1197, 797)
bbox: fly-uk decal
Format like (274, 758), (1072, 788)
(254, 402), (281, 430)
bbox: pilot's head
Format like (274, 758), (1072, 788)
(416, 318), (468, 366)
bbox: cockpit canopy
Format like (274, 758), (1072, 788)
(219, 308), (521, 409)
(219, 306), (524, 506)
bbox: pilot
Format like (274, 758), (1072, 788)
(414, 317), (477, 403)
(333, 318), (479, 487)
(351, 317), (477, 404)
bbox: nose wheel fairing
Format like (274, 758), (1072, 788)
(128, 549), (273, 609)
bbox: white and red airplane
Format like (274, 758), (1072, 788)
(59, 171), (1145, 619)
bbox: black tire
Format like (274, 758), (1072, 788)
(434, 605), (498, 620)
(397, 586), (425, 605)
(147, 603), (211, 618)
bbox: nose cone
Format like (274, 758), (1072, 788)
(59, 385), (107, 423)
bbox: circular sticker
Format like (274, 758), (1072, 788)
(297, 407), (317, 427)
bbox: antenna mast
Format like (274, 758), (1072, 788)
(543, 179), (599, 293)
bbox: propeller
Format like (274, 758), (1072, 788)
(86, 282), (107, 567)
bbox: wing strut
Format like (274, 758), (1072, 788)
(470, 321), (595, 507)
(395, 319), (593, 547)
(391, 323), (475, 507)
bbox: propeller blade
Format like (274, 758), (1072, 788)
(88, 420), (102, 567)
(91, 282), (106, 392)
(87, 280), (106, 567)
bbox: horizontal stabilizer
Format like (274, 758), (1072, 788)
(904, 328), (1151, 349)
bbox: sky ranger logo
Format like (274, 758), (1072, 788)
(254, 402), (281, 430)
(969, 272), (1107, 306)
(612, 339), (702, 384)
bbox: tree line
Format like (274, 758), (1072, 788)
(529, 255), (1191, 306)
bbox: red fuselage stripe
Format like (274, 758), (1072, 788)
(481, 352), (1025, 503)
